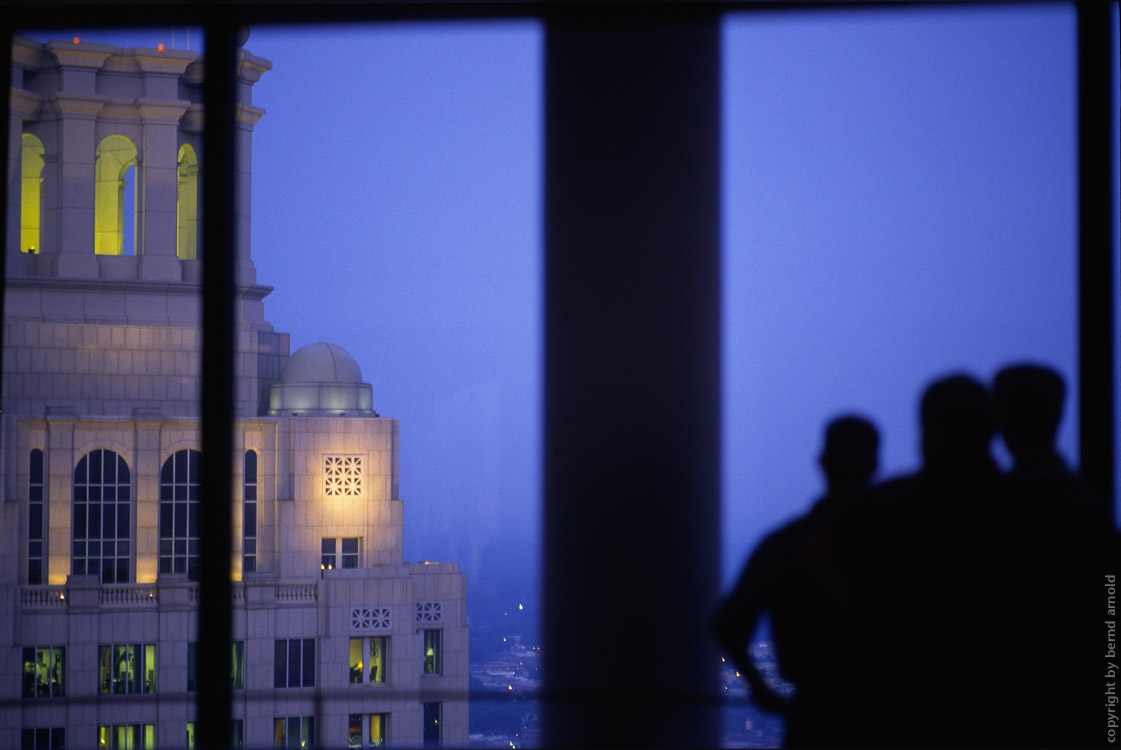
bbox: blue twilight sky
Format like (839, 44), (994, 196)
(32, 3), (1118, 613)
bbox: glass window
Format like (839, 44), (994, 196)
(341, 537), (359, 568)
(96, 725), (154, 750)
(320, 538), (335, 571)
(21, 646), (64, 698)
(98, 644), (155, 695)
(159, 449), (201, 579)
(348, 715), (362, 749)
(186, 723), (195, 750)
(274, 717), (314, 749)
(349, 636), (387, 684)
(370, 714), (387, 748)
(21, 728), (63, 750)
(243, 451), (258, 573)
(274, 638), (315, 688)
(422, 629), (441, 675)
(422, 702), (441, 748)
(28, 449), (44, 584)
(72, 450), (131, 582)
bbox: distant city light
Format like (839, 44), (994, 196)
(518, 603), (523, 610)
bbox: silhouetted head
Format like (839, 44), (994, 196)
(819, 415), (879, 493)
(993, 363), (1065, 465)
(920, 374), (994, 471)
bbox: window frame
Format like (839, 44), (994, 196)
(21, 646), (65, 699)
(273, 638), (315, 688)
(97, 643), (156, 696)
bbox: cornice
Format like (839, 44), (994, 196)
(5, 274), (275, 303)
(237, 50), (274, 84)
(138, 98), (191, 123)
(12, 36), (49, 70)
(237, 104), (266, 129)
(48, 93), (108, 119)
(46, 41), (115, 70)
(135, 47), (198, 76)
(10, 88), (44, 119)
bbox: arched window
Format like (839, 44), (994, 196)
(177, 143), (199, 260)
(243, 450), (258, 573)
(160, 449), (201, 579)
(72, 450), (132, 583)
(21, 133), (44, 253)
(28, 449), (44, 584)
(94, 135), (138, 255)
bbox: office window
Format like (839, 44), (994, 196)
(349, 636), (387, 684)
(422, 702), (441, 748)
(322, 537), (360, 570)
(186, 723), (195, 750)
(348, 714), (387, 749)
(243, 451), (258, 573)
(21, 728), (63, 750)
(21, 646), (64, 698)
(422, 629), (442, 675)
(274, 717), (314, 749)
(72, 449), (131, 583)
(348, 715), (361, 749)
(341, 537), (359, 568)
(187, 641), (244, 691)
(98, 644), (155, 695)
(160, 449), (201, 579)
(28, 449), (44, 584)
(274, 638), (315, 688)
(96, 725), (153, 750)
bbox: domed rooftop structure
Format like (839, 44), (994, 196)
(269, 342), (377, 417)
(280, 342), (363, 385)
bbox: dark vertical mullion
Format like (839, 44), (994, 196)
(1076, 3), (1116, 520)
(198, 21), (237, 750)
(543, 7), (722, 747)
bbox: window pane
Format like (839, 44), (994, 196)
(721, 6), (1084, 746)
(274, 640), (287, 688)
(349, 638), (363, 684)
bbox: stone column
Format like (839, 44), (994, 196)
(45, 411), (75, 586)
(45, 41), (112, 279)
(137, 100), (189, 281)
(134, 49), (194, 281)
(233, 50), (271, 287)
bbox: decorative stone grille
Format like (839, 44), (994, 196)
(416, 601), (443, 623)
(324, 455), (362, 497)
(352, 607), (392, 631)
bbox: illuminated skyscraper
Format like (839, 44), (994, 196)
(2, 34), (467, 749)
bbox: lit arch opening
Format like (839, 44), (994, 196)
(177, 143), (199, 260)
(21, 133), (44, 253)
(94, 134), (138, 255)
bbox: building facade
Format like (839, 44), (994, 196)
(2, 35), (468, 749)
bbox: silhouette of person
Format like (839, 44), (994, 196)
(838, 374), (1006, 746)
(713, 415), (879, 747)
(991, 363), (1120, 746)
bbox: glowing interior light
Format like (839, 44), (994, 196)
(518, 604), (523, 610)
(73, 36), (79, 44)
(157, 43), (164, 52)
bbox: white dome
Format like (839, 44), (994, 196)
(281, 342), (363, 384)
(270, 342), (376, 417)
